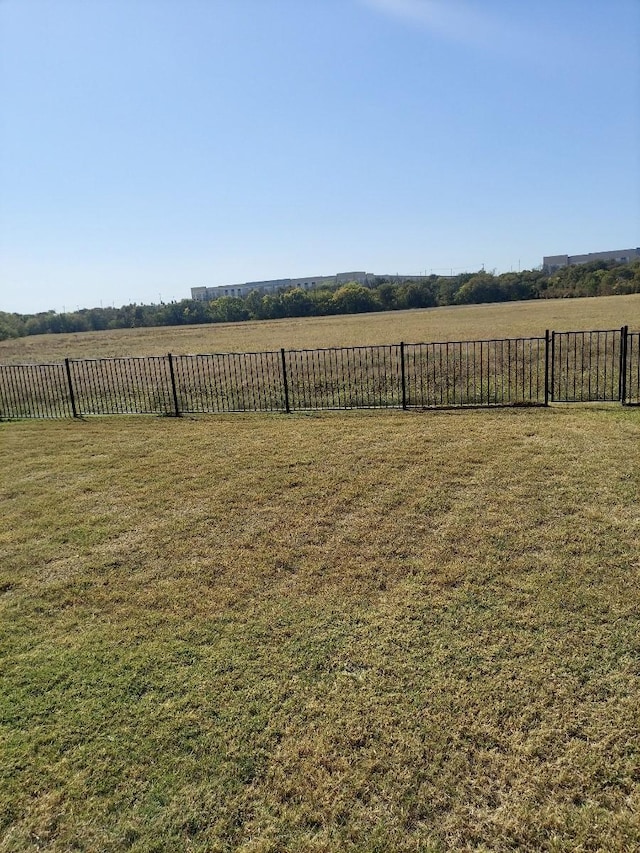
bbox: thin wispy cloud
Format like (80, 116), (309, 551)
(359, 0), (581, 69)
(360, 0), (516, 47)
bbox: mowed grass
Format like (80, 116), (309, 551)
(2, 293), (640, 363)
(2, 407), (640, 851)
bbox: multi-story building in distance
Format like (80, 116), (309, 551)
(191, 271), (369, 302)
(189, 271), (444, 302)
(543, 248), (640, 274)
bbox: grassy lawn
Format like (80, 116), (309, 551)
(1, 293), (640, 363)
(2, 407), (640, 851)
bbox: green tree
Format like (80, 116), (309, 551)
(437, 276), (461, 305)
(260, 294), (286, 319)
(375, 283), (397, 310)
(455, 273), (505, 305)
(332, 283), (379, 314)
(210, 297), (250, 323)
(308, 289), (336, 315)
(0, 311), (26, 340)
(281, 288), (313, 317)
(244, 289), (268, 320)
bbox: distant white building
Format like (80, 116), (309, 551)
(543, 248), (640, 274)
(191, 271), (368, 302)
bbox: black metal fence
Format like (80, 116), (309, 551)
(286, 345), (403, 410)
(404, 337), (547, 407)
(0, 363), (73, 419)
(173, 351), (285, 414)
(1, 327), (638, 420)
(551, 329), (624, 403)
(624, 331), (640, 405)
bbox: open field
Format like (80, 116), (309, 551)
(2, 294), (640, 363)
(2, 407), (640, 851)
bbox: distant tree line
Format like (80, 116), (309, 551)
(2, 259), (639, 342)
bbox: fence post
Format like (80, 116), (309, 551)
(619, 326), (628, 405)
(167, 353), (181, 416)
(544, 330), (550, 406)
(550, 331), (556, 402)
(280, 348), (290, 413)
(64, 358), (78, 418)
(400, 342), (407, 409)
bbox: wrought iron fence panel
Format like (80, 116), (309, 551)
(551, 329), (622, 402)
(3, 328), (640, 419)
(626, 332), (640, 405)
(173, 351), (284, 413)
(285, 345), (402, 410)
(404, 337), (546, 407)
(68, 357), (174, 415)
(0, 363), (72, 419)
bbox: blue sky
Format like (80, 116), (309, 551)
(1, 0), (639, 315)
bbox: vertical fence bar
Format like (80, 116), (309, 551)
(280, 348), (290, 413)
(9, 367), (25, 417)
(620, 326), (628, 405)
(400, 341), (407, 409)
(0, 369), (6, 419)
(602, 333), (608, 400)
(544, 330), (550, 406)
(64, 358), (78, 418)
(550, 331), (556, 402)
(167, 353), (181, 416)
(629, 332), (640, 405)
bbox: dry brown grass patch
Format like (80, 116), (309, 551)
(1, 407), (640, 851)
(2, 293), (640, 363)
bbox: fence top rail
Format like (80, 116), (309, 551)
(175, 349), (281, 359)
(0, 361), (65, 368)
(67, 355), (170, 364)
(405, 335), (546, 347)
(552, 328), (627, 335)
(286, 343), (401, 355)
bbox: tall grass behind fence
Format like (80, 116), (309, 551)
(285, 345), (403, 410)
(173, 352), (285, 413)
(69, 357), (175, 416)
(551, 330), (623, 403)
(0, 363), (72, 419)
(404, 337), (547, 407)
(1, 327), (639, 419)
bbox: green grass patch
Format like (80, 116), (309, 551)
(2, 409), (640, 851)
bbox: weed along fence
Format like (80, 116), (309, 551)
(1, 327), (639, 419)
